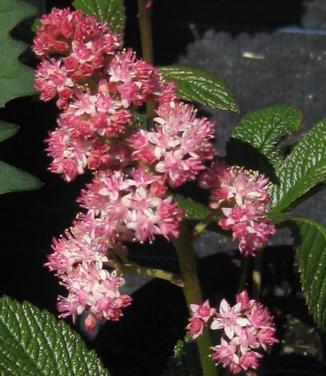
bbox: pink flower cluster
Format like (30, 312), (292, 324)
(46, 166), (183, 324)
(46, 214), (132, 323)
(78, 167), (184, 243)
(33, 8), (218, 325)
(34, 8), (215, 184)
(128, 101), (215, 187)
(33, 8), (121, 108)
(199, 160), (275, 255)
(186, 291), (278, 374)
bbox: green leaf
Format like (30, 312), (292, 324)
(0, 122), (19, 142)
(231, 105), (302, 169)
(163, 337), (201, 376)
(230, 105), (325, 217)
(73, 0), (126, 37)
(270, 119), (326, 214)
(267, 210), (291, 225)
(0, 161), (42, 194)
(175, 195), (212, 221)
(0, 0), (37, 107)
(159, 66), (239, 112)
(0, 296), (110, 375)
(133, 112), (149, 129)
(294, 218), (326, 331)
(31, 18), (41, 33)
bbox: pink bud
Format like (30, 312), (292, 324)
(84, 313), (97, 335)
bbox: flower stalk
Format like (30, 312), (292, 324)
(173, 222), (218, 376)
(238, 258), (250, 293)
(137, 0), (154, 64)
(106, 259), (184, 287)
(137, 0), (155, 117)
(252, 250), (263, 299)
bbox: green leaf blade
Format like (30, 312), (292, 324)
(294, 218), (326, 331)
(31, 18), (41, 33)
(270, 119), (326, 214)
(0, 297), (110, 375)
(73, 0), (126, 37)
(175, 195), (212, 221)
(0, 0), (37, 107)
(231, 105), (302, 168)
(159, 66), (239, 112)
(231, 105), (325, 216)
(0, 121), (19, 142)
(0, 161), (42, 194)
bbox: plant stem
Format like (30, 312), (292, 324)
(238, 258), (250, 293)
(137, 3), (215, 373)
(252, 250), (263, 299)
(137, 0), (154, 64)
(106, 260), (183, 287)
(137, 0), (155, 117)
(173, 222), (218, 376)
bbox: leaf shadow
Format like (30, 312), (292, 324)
(285, 183), (326, 214)
(225, 137), (280, 184)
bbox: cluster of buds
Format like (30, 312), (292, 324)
(199, 160), (276, 255)
(187, 291), (278, 374)
(33, 8), (217, 325)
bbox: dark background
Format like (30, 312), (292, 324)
(0, 0), (325, 374)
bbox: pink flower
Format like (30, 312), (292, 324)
(234, 327), (260, 351)
(45, 107), (133, 181)
(34, 59), (75, 109)
(84, 313), (97, 335)
(190, 300), (215, 322)
(211, 338), (237, 369)
(258, 327), (278, 349)
(78, 167), (184, 243)
(129, 101), (216, 187)
(208, 291), (277, 374)
(187, 291), (277, 374)
(199, 160), (275, 255)
(33, 8), (120, 59)
(239, 351), (261, 371)
(107, 49), (162, 107)
(47, 213), (132, 323)
(57, 265), (132, 322)
(33, 8), (120, 110)
(46, 213), (111, 276)
(46, 124), (91, 181)
(186, 317), (206, 339)
(63, 31), (119, 81)
(236, 290), (253, 311)
(35, 7), (224, 331)
(60, 83), (133, 138)
(186, 300), (216, 339)
(249, 304), (274, 328)
(157, 81), (179, 106)
(211, 299), (249, 339)
(33, 8), (78, 57)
